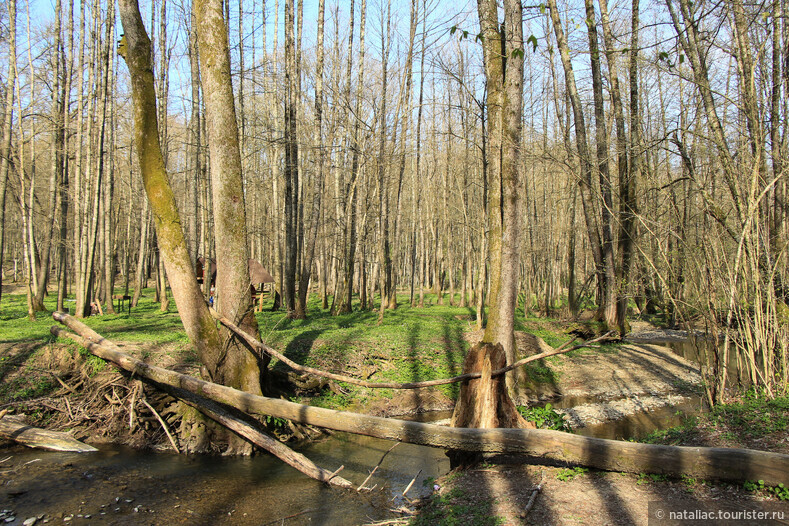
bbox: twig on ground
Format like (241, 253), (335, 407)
(129, 388), (137, 430)
(260, 508), (316, 525)
(522, 470), (544, 519)
(64, 397), (74, 421)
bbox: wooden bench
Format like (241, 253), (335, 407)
(113, 294), (132, 315)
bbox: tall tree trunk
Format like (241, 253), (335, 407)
(33, 0), (65, 312)
(283, 0), (299, 316)
(477, 0), (525, 397)
(584, 0), (617, 331)
(547, 0), (606, 324)
(294, 0), (326, 319)
(0, 0), (17, 306)
(193, 0), (266, 454)
(118, 0), (223, 380)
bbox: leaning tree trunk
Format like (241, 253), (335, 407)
(117, 0), (223, 376)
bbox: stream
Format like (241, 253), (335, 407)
(0, 340), (711, 526)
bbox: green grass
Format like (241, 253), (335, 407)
(0, 288), (190, 350)
(410, 486), (506, 526)
(556, 467), (589, 481)
(256, 293), (473, 405)
(0, 288), (600, 411)
(640, 394), (789, 447)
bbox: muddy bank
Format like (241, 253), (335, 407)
(462, 327), (704, 433)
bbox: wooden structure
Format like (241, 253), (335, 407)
(195, 256), (217, 286)
(112, 294), (132, 314)
(247, 258), (275, 308)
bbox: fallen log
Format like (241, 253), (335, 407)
(209, 307), (611, 389)
(0, 414), (97, 452)
(50, 312), (789, 485)
(51, 325), (351, 487)
(166, 382), (353, 488)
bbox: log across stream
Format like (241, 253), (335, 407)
(49, 312), (789, 486)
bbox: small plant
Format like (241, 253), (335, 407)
(637, 473), (668, 485)
(774, 483), (789, 501)
(517, 403), (572, 432)
(556, 467), (588, 481)
(744, 480), (789, 501)
(681, 474), (697, 492)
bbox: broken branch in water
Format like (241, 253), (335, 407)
(358, 442), (400, 491)
(402, 468), (422, 497)
(50, 318), (353, 489)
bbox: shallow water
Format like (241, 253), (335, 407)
(548, 394), (706, 441)
(0, 427), (449, 526)
(1, 340), (716, 525)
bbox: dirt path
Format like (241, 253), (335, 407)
(418, 463), (787, 525)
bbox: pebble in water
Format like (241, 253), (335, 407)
(23, 518), (37, 526)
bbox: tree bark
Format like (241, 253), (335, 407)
(117, 0), (223, 377)
(477, 0), (525, 397)
(294, 0), (326, 319)
(0, 0), (16, 306)
(193, 0), (266, 454)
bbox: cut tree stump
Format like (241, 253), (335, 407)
(449, 342), (535, 468)
(0, 414), (98, 452)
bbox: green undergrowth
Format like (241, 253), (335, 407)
(1, 288), (596, 411)
(640, 393), (789, 451)
(0, 288), (190, 350)
(409, 485), (505, 526)
(256, 293), (474, 406)
(517, 403), (572, 432)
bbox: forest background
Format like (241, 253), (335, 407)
(0, 0), (786, 407)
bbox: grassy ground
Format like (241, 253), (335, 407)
(0, 287), (570, 412)
(640, 393), (789, 454)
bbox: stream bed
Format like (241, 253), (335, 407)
(0, 339), (712, 525)
(0, 398), (705, 526)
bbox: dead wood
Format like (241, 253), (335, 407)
(50, 313), (789, 485)
(51, 315), (352, 488)
(448, 343), (535, 468)
(0, 413), (97, 452)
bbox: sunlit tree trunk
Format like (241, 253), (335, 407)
(477, 0), (525, 396)
(0, 0), (17, 307)
(294, 0), (325, 319)
(193, 0), (266, 454)
(118, 0), (222, 374)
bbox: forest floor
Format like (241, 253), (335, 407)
(0, 287), (787, 525)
